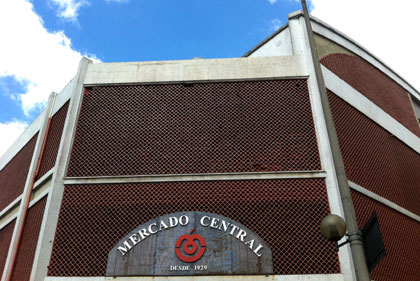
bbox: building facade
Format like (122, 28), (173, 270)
(1, 11), (420, 281)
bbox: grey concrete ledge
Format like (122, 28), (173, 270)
(64, 171), (327, 185)
(84, 56), (306, 85)
(45, 274), (344, 281)
(348, 181), (420, 223)
(323, 66), (420, 156)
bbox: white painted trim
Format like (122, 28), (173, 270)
(84, 56), (307, 85)
(348, 181), (420, 222)
(0, 215), (16, 232)
(28, 186), (50, 209)
(0, 195), (22, 220)
(288, 14), (356, 281)
(63, 171), (326, 185)
(51, 79), (74, 116)
(323, 66), (420, 155)
(44, 274), (345, 281)
(34, 169), (54, 189)
(307, 14), (420, 102)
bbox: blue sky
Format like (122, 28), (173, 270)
(1, 0), (420, 156)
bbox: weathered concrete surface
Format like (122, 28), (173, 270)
(84, 56), (306, 85)
(107, 212), (273, 276)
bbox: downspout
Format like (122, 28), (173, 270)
(5, 92), (56, 281)
(300, 1), (371, 281)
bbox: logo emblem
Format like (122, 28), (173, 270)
(175, 229), (206, 262)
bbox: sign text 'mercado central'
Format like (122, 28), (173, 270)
(117, 214), (263, 257)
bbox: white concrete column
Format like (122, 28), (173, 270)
(1, 92), (57, 281)
(288, 11), (356, 281)
(30, 58), (92, 281)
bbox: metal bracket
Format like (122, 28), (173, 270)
(335, 231), (364, 252)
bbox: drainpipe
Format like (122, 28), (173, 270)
(300, 1), (371, 281)
(2, 92), (56, 281)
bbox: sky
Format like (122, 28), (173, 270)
(0, 0), (419, 157)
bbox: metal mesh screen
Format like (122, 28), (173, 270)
(36, 102), (69, 180)
(329, 91), (420, 216)
(0, 135), (37, 210)
(352, 190), (420, 281)
(10, 196), (47, 281)
(0, 220), (15, 279)
(48, 179), (339, 276)
(321, 53), (420, 137)
(67, 79), (320, 177)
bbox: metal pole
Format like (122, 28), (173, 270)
(299, 1), (371, 281)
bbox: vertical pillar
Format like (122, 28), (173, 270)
(298, 2), (371, 280)
(288, 10), (357, 281)
(30, 58), (92, 281)
(1, 92), (57, 281)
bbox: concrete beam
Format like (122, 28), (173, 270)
(84, 56), (306, 85)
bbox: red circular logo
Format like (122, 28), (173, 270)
(175, 229), (206, 262)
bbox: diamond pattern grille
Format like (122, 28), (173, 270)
(67, 79), (320, 176)
(0, 220), (15, 279)
(48, 179), (339, 276)
(0, 135), (37, 210)
(36, 102), (69, 180)
(321, 53), (420, 137)
(329, 91), (420, 216)
(352, 190), (420, 281)
(10, 197), (47, 281)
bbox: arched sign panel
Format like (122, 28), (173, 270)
(106, 211), (273, 276)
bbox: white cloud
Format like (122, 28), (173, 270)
(271, 19), (282, 31)
(268, 0), (278, 4)
(49, 0), (89, 21)
(0, 0), (98, 117)
(310, 0), (420, 91)
(0, 121), (28, 157)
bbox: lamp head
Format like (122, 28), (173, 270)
(320, 215), (347, 241)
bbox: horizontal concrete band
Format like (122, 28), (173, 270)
(45, 274), (344, 281)
(0, 169), (53, 219)
(63, 171), (327, 185)
(348, 181), (420, 223)
(323, 66), (420, 156)
(0, 169), (54, 230)
(0, 185), (50, 231)
(83, 56), (307, 85)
